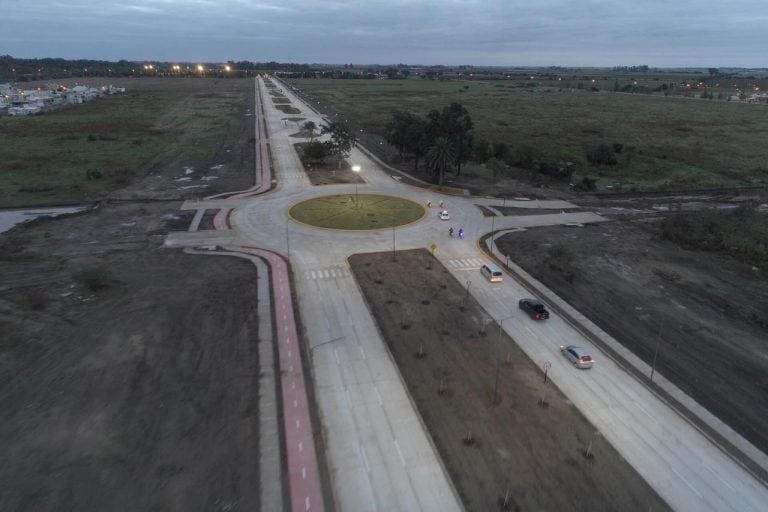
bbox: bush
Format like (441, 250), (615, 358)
(572, 176), (597, 191)
(85, 169), (103, 180)
(509, 145), (537, 169)
(537, 161), (575, 181)
(660, 205), (768, 267)
(586, 144), (617, 165)
(301, 141), (327, 163)
(73, 265), (111, 292)
(547, 243), (575, 282)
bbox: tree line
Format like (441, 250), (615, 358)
(384, 103), (474, 185)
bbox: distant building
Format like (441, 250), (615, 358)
(8, 105), (42, 116)
(2, 83), (125, 116)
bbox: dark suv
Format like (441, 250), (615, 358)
(518, 298), (550, 320)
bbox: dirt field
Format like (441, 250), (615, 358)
(349, 249), (670, 512)
(0, 78), (263, 512)
(495, 216), (768, 455)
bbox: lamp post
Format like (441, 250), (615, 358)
(490, 214), (496, 255)
(352, 165), (361, 207)
(493, 315), (515, 403)
(651, 318), (663, 381)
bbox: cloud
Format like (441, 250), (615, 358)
(2, 0), (767, 66)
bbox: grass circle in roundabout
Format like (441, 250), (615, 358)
(289, 194), (425, 230)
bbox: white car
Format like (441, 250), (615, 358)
(560, 345), (594, 369)
(439, 210), (450, 220)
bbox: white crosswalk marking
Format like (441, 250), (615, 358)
(448, 258), (484, 269)
(304, 266), (352, 280)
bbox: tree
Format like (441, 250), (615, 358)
(511, 145), (537, 169)
(426, 137), (454, 186)
(321, 121), (357, 168)
(492, 142), (509, 161)
(404, 117), (429, 171)
(473, 139), (491, 163)
(384, 111), (419, 159)
(586, 144), (617, 165)
(303, 121), (316, 142)
(302, 141), (327, 162)
(439, 102), (474, 175)
(486, 157), (506, 178)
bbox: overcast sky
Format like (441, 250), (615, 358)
(2, 0), (766, 67)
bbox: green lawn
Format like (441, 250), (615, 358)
(289, 194), (423, 230)
(0, 78), (250, 207)
(287, 77), (768, 190)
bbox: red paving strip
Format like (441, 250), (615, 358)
(209, 79), (324, 510)
(224, 245), (325, 512)
(213, 209), (231, 230)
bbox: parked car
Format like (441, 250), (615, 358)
(518, 298), (550, 320)
(560, 345), (594, 369)
(439, 210), (450, 220)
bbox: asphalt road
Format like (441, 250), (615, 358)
(166, 76), (768, 511)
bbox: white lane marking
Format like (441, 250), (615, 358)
(634, 401), (657, 424)
(323, 269), (330, 278)
(374, 386), (383, 405)
(305, 496), (310, 511)
(298, 441), (303, 452)
(288, 350), (292, 358)
(302, 467), (306, 480)
(293, 400), (298, 408)
(360, 445), (370, 472)
(333, 347), (340, 365)
(359, 345), (366, 360)
(670, 466), (703, 500)
(296, 419), (300, 429)
(394, 440), (406, 467)
(703, 463), (736, 492)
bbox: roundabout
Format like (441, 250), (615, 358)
(287, 193), (424, 230)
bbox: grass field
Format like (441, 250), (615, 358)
(0, 78), (251, 208)
(286, 77), (768, 190)
(289, 194), (423, 229)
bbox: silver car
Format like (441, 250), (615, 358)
(560, 345), (594, 369)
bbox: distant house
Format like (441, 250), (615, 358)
(4, 83), (125, 115)
(8, 105), (42, 116)
(103, 85), (126, 94)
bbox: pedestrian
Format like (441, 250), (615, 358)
(427, 200), (432, 208)
(449, 227), (454, 237)
(439, 200), (444, 208)
(458, 228), (464, 238)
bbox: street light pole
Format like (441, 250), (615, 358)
(392, 224), (396, 261)
(286, 219), (290, 259)
(352, 165), (361, 207)
(651, 319), (662, 381)
(493, 315), (514, 403)
(490, 214), (496, 255)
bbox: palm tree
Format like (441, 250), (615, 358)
(303, 121), (316, 142)
(426, 137), (454, 186)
